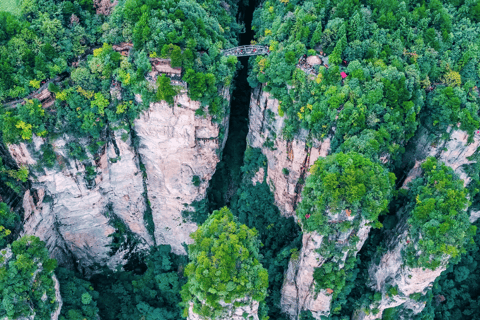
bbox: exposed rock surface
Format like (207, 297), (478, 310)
(353, 126), (480, 319)
(187, 299), (259, 320)
(12, 131), (152, 274)
(247, 86), (330, 217)
(352, 211), (445, 320)
(281, 214), (371, 319)
(8, 80), (230, 268)
(133, 89), (229, 255)
(402, 126), (480, 187)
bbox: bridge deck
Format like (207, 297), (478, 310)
(222, 45), (269, 57)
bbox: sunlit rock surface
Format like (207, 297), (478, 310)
(10, 87), (230, 270)
(281, 216), (371, 319)
(133, 88), (229, 255)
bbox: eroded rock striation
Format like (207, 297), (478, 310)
(187, 299), (259, 320)
(281, 213), (371, 319)
(247, 86), (330, 217)
(133, 89), (229, 254)
(9, 88), (229, 271)
(12, 131), (152, 273)
(353, 127), (480, 319)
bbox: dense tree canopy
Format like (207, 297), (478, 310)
(181, 207), (268, 319)
(298, 152), (395, 234)
(404, 157), (476, 270)
(0, 235), (58, 320)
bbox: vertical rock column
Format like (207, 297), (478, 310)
(353, 127), (480, 320)
(133, 89), (230, 254)
(247, 86), (330, 217)
(281, 214), (371, 319)
(10, 129), (153, 273)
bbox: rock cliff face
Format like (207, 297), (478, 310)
(12, 130), (152, 273)
(9, 89), (229, 271)
(281, 214), (371, 319)
(187, 299), (259, 320)
(133, 88), (229, 254)
(352, 211), (446, 320)
(247, 86), (330, 217)
(248, 86), (346, 319)
(353, 126), (480, 319)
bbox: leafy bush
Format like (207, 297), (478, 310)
(93, 245), (185, 320)
(0, 235), (58, 319)
(181, 207), (268, 319)
(404, 157), (476, 270)
(418, 220), (480, 320)
(0, 202), (17, 248)
(298, 152), (395, 234)
(57, 267), (100, 320)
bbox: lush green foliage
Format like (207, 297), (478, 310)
(57, 267), (100, 320)
(250, 0), (480, 162)
(156, 74), (178, 105)
(404, 157), (476, 269)
(93, 245), (185, 320)
(0, 0), (20, 15)
(417, 220), (480, 320)
(298, 152), (395, 234)
(181, 207), (268, 319)
(101, 0), (240, 119)
(0, 0), (101, 101)
(0, 202), (17, 248)
(0, 235), (58, 319)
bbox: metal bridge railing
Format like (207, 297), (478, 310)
(222, 45), (270, 57)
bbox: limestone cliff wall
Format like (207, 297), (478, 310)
(187, 299), (259, 320)
(133, 88), (229, 254)
(248, 86), (343, 319)
(281, 214), (371, 319)
(353, 126), (480, 319)
(247, 87), (330, 217)
(9, 89), (229, 271)
(12, 130), (152, 273)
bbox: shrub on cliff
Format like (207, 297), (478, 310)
(0, 235), (58, 320)
(0, 202), (17, 248)
(298, 152), (395, 234)
(404, 157), (476, 270)
(181, 207), (268, 319)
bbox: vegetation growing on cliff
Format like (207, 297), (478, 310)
(181, 207), (268, 319)
(418, 219), (480, 320)
(298, 152), (395, 233)
(250, 0), (480, 161)
(0, 235), (58, 320)
(249, 0), (480, 316)
(404, 157), (476, 269)
(56, 267), (100, 320)
(0, 0), (240, 150)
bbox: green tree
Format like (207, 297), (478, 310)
(0, 202), (17, 247)
(0, 236), (58, 319)
(298, 152), (395, 234)
(181, 207), (268, 319)
(156, 74), (177, 104)
(404, 157), (476, 270)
